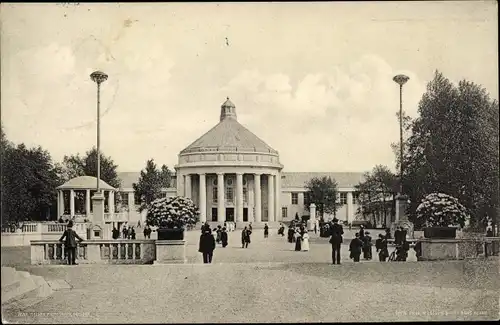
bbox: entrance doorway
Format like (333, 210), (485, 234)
(211, 208), (217, 222)
(243, 208), (248, 222)
(226, 208), (235, 222)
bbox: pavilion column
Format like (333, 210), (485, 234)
(267, 175), (275, 222)
(176, 171), (183, 197)
(274, 173), (281, 222)
(346, 192), (353, 224)
(199, 173), (207, 223)
(185, 174), (192, 199)
(236, 173), (244, 223)
(248, 178), (254, 222)
(86, 189), (91, 218)
(217, 173), (225, 223)
(57, 191), (62, 217)
(109, 191), (115, 214)
(70, 189), (75, 218)
(254, 174), (262, 223)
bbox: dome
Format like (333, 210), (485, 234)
(181, 98), (278, 155)
(56, 176), (116, 190)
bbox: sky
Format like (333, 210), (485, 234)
(1, 2), (498, 174)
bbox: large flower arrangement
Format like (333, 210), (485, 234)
(416, 193), (469, 228)
(146, 196), (199, 229)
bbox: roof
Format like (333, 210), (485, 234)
(180, 118), (278, 154)
(280, 172), (366, 189)
(57, 176), (115, 190)
(117, 171), (365, 190)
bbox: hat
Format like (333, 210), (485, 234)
(67, 220), (73, 228)
(332, 218), (339, 223)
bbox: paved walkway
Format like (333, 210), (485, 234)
(2, 230), (498, 323)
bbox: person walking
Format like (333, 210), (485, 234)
(122, 226), (128, 239)
(130, 227), (136, 240)
(362, 231), (373, 260)
(349, 233), (364, 262)
(59, 220), (84, 265)
(221, 227), (228, 248)
(199, 229), (216, 263)
(375, 234), (389, 262)
(329, 218), (344, 265)
(359, 225), (365, 240)
(264, 223), (269, 238)
(294, 229), (302, 251)
(302, 230), (310, 251)
(241, 226), (251, 248)
(112, 227), (120, 240)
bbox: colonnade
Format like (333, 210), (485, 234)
(179, 172), (281, 224)
(57, 189), (116, 218)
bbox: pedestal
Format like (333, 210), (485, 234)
(391, 194), (414, 238)
(420, 239), (458, 260)
(154, 240), (187, 264)
(308, 203), (316, 231)
(91, 193), (105, 239)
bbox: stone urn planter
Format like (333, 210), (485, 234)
(423, 227), (457, 239)
(157, 227), (185, 241)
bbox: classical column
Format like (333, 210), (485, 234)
(176, 171), (182, 196)
(59, 190), (65, 216)
(109, 191), (115, 214)
(199, 173), (207, 223)
(185, 174), (192, 199)
(248, 178), (255, 222)
(274, 173), (281, 222)
(128, 192), (134, 212)
(346, 192), (353, 224)
(57, 191), (62, 217)
(217, 173), (225, 223)
(70, 189), (75, 218)
(267, 174), (275, 222)
(86, 189), (91, 218)
(254, 174), (261, 223)
(236, 173), (244, 223)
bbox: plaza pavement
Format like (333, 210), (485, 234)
(1, 229), (499, 323)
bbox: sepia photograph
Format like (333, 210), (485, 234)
(1, 1), (498, 323)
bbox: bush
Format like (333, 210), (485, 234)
(416, 193), (469, 228)
(146, 196), (199, 229)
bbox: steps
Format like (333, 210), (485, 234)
(1, 267), (53, 306)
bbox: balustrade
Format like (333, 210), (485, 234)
(31, 239), (155, 265)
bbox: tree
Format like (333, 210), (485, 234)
(61, 147), (121, 188)
(132, 159), (172, 212)
(355, 165), (398, 227)
(401, 71), (499, 231)
(1, 134), (62, 226)
(304, 176), (340, 219)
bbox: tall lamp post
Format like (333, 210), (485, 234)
(90, 71), (108, 239)
(90, 71), (108, 193)
(393, 74), (409, 196)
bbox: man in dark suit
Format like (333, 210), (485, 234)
(199, 229), (216, 263)
(59, 220), (84, 265)
(329, 218), (344, 264)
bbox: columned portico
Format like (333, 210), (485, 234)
(267, 174), (274, 222)
(217, 173), (225, 223)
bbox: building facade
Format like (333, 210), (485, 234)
(115, 98), (369, 227)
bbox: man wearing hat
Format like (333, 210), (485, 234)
(329, 218), (344, 264)
(59, 220), (84, 265)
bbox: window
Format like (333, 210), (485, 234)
(291, 192), (298, 205)
(282, 207), (288, 219)
(340, 192), (347, 205)
(226, 187), (234, 203)
(243, 187), (248, 203)
(213, 187), (218, 203)
(121, 192), (129, 206)
(352, 192), (359, 204)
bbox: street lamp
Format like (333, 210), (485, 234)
(90, 71), (108, 194)
(393, 74), (409, 195)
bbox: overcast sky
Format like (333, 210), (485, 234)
(1, 2), (498, 174)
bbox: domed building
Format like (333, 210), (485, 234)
(174, 97), (283, 227)
(117, 98), (376, 229)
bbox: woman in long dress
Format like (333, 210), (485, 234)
(302, 230), (310, 251)
(294, 230), (302, 251)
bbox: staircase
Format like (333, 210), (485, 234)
(1, 267), (53, 308)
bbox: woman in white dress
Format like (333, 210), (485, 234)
(302, 230), (310, 252)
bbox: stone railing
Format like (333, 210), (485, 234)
(104, 212), (129, 222)
(30, 240), (156, 265)
(1, 222), (91, 247)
